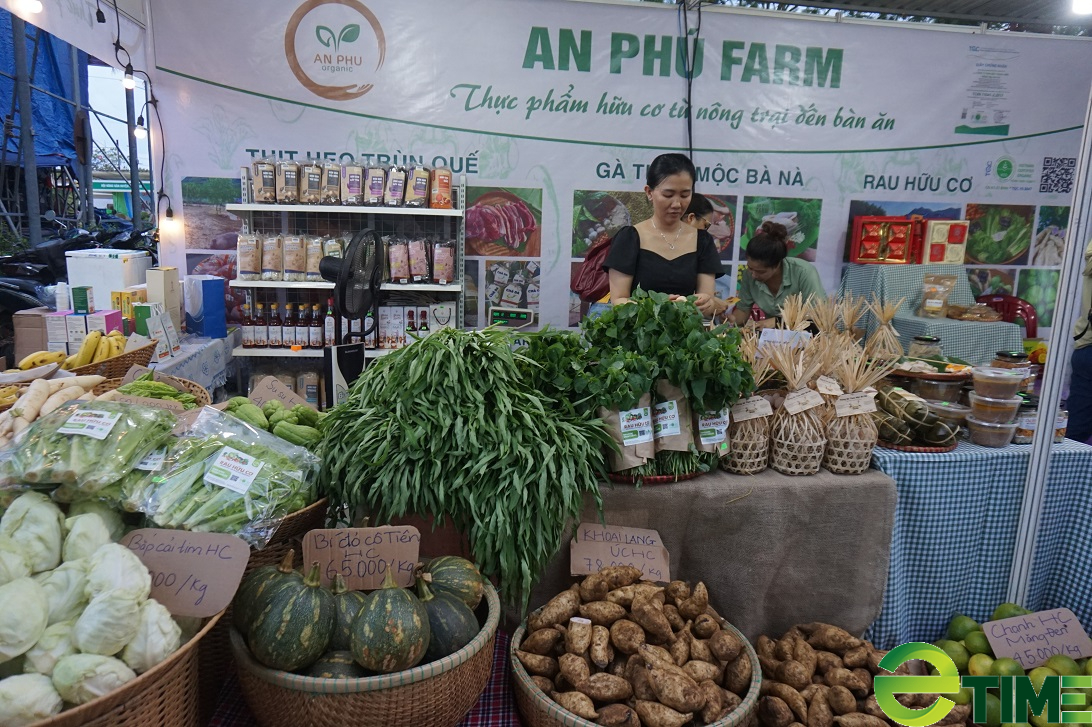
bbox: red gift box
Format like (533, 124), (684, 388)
(850, 216), (923, 264)
(920, 219), (969, 264)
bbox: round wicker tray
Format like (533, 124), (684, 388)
(606, 470), (704, 486)
(231, 583), (500, 727)
(92, 376), (212, 408)
(70, 341), (157, 378)
(511, 611), (762, 727)
(36, 612), (221, 727)
(876, 439), (958, 453)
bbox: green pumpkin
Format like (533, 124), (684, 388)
(424, 556), (484, 610)
(248, 561), (335, 672)
(350, 567), (429, 673)
(233, 549), (302, 638)
(330, 573), (367, 651)
(305, 650), (370, 679)
(417, 574), (480, 663)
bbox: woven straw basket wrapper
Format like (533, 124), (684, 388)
(231, 582), (500, 727)
(35, 612), (221, 727)
(70, 341), (157, 377)
(770, 409), (826, 476)
(511, 614), (762, 727)
(92, 376), (212, 408)
(724, 417), (770, 475)
(824, 414), (878, 475)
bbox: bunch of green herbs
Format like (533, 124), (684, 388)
(116, 373), (199, 409)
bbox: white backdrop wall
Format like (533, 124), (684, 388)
(147, 0), (1092, 329)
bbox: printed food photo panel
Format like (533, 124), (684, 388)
(740, 196), (823, 262)
(465, 187), (543, 257)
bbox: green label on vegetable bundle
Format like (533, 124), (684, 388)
(58, 410), (122, 440)
(652, 400), (682, 439)
(619, 405), (653, 445)
(698, 410), (730, 445)
(204, 446), (264, 494)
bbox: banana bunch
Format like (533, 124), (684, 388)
(0, 385), (20, 410)
(61, 329), (127, 370)
(16, 350), (66, 370)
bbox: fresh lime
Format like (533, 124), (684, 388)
(966, 630), (996, 656)
(986, 692), (1004, 727)
(993, 603), (1032, 621)
(1029, 666), (1059, 692)
(944, 687), (973, 705)
(1045, 655), (1082, 677)
(991, 658), (1026, 678)
(1030, 715), (1063, 727)
(949, 614), (983, 642)
(970, 653), (996, 676)
(936, 639), (972, 673)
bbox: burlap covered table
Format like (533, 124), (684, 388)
(517, 467), (897, 642)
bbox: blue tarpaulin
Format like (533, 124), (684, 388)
(0, 9), (88, 167)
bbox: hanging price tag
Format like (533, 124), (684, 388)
(619, 405), (654, 445)
(58, 410), (122, 440)
(731, 395), (773, 423)
(835, 391), (878, 417)
(698, 410), (730, 445)
(652, 400), (682, 439)
(816, 376), (844, 396)
(783, 388), (826, 415)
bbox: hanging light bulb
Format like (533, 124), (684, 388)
(1075, 0), (1092, 13)
(18, 0), (43, 12)
(122, 64), (135, 90)
(95, 0), (105, 22)
(165, 206), (174, 219)
(133, 115), (147, 139)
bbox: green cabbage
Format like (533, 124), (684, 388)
(22, 620), (76, 677)
(66, 501), (125, 541)
(50, 654), (135, 705)
(0, 492), (63, 573)
(85, 543), (150, 601)
(121, 600), (181, 673)
(62, 513), (113, 562)
(0, 673), (62, 725)
(35, 559), (88, 625)
(72, 591), (141, 656)
(0, 578), (48, 663)
(0, 536), (29, 586)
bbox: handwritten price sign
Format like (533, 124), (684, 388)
(121, 529), (249, 617)
(303, 526), (421, 590)
(570, 523), (670, 582)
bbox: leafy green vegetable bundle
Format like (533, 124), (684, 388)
(318, 326), (612, 610)
(115, 372), (199, 409)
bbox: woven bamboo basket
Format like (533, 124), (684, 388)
(35, 612), (221, 727)
(231, 582), (500, 727)
(724, 417), (770, 475)
(770, 408), (826, 476)
(823, 413), (878, 475)
(69, 341), (157, 377)
(511, 612), (762, 727)
(92, 376), (212, 407)
(199, 497), (330, 718)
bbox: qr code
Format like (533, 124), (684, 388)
(1040, 157), (1076, 194)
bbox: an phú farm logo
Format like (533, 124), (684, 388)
(285, 0), (385, 101)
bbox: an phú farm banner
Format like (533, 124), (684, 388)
(149, 0), (1092, 330)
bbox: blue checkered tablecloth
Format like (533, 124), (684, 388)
(839, 263), (1024, 365)
(865, 438), (1092, 649)
(150, 328), (241, 392)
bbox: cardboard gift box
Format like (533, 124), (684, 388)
(850, 216), (922, 264)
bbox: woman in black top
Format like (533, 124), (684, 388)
(603, 154), (723, 316)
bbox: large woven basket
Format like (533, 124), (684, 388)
(92, 376), (212, 407)
(231, 582), (500, 727)
(198, 498), (330, 719)
(511, 613), (762, 727)
(70, 341), (157, 377)
(725, 417), (770, 475)
(34, 612), (221, 727)
(823, 414), (879, 475)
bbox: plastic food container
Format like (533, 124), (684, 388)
(910, 377), (965, 402)
(968, 392), (1022, 424)
(1013, 406), (1037, 444)
(972, 367), (1029, 399)
(966, 415), (1017, 448)
(1056, 410), (1069, 443)
(925, 400), (970, 429)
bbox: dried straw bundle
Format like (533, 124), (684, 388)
(724, 328), (775, 475)
(823, 352), (898, 474)
(779, 293), (813, 333)
(840, 294), (867, 341)
(864, 295), (906, 361)
(766, 341), (826, 476)
(807, 297), (842, 337)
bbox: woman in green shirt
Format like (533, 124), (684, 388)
(731, 221), (826, 327)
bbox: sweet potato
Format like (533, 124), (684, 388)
(807, 689), (834, 727)
(827, 686), (857, 715)
(776, 637), (798, 662)
(529, 587), (581, 631)
(633, 582), (665, 600)
(597, 703), (641, 727)
(759, 653), (782, 677)
(552, 691), (599, 720)
(663, 604), (685, 632)
(609, 619), (646, 655)
(693, 613), (719, 639)
(631, 592), (674, 643)
(700, 679), (726, 724)
(795, 639), (818, 680)
(576, 673), (633, 703)
(833, 715), (889, 727)
(635, 700), (692, 727)
(936, 704), (971, 726)
(861, 695), (887, 720)
(580, 601), (628, 627)
(816, 651), (843, 674)
(591, 625), (614, 669)
(579, 574), (610, 603)
(777, 660), (813, 690)
(807, 626), (863, 655)
(710, 629), (744, 663)
(842, 647), (869, 669)
(531, 675), (555, 693)
(800, 684), (822, 703)
(866, 649), (887, 674)
(762, 682), (809, 722)
(516, 650), (559, 678)
(824, 668), (867, 696)
(599, 565), (643, 590)
(678, 581), (709, 620)
(638, 644), (683, 674)
(723, 653), (754, 696)
(648, 664), (707, 713)
(559, 653), (591, 687)
(687, 630), (717, 664)
(756, 635), (777, 660)
(607, 657), (627, 677)
(760, 696), (795, 727)
(851, 668), (873, 695)
(669, 631), (690, 666)
(784, 626), (806, 641)
(629, 657), (658, 700)
(522, 627), (563, 656)
(605, 586), (636, 608)
(796, 622), (829, 635)
(566, 617), (593, 655)
(722, 688), (743, 712)
(666, 580), (690, 605)
(683, 659), (722, 683)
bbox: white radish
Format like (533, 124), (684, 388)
(10, 379), (50, 422)
(76, 392), (95, 401)
(0, 411), (12, 437)
(95, 390), (121, 402)
(39, 387), (86, 416)
(12, 416), (30, 435)
(64, 375), (106, 389)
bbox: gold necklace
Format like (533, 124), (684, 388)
(651, 219), (682, 250)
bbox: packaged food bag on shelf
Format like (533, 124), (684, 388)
(134, 406), (319, 549)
